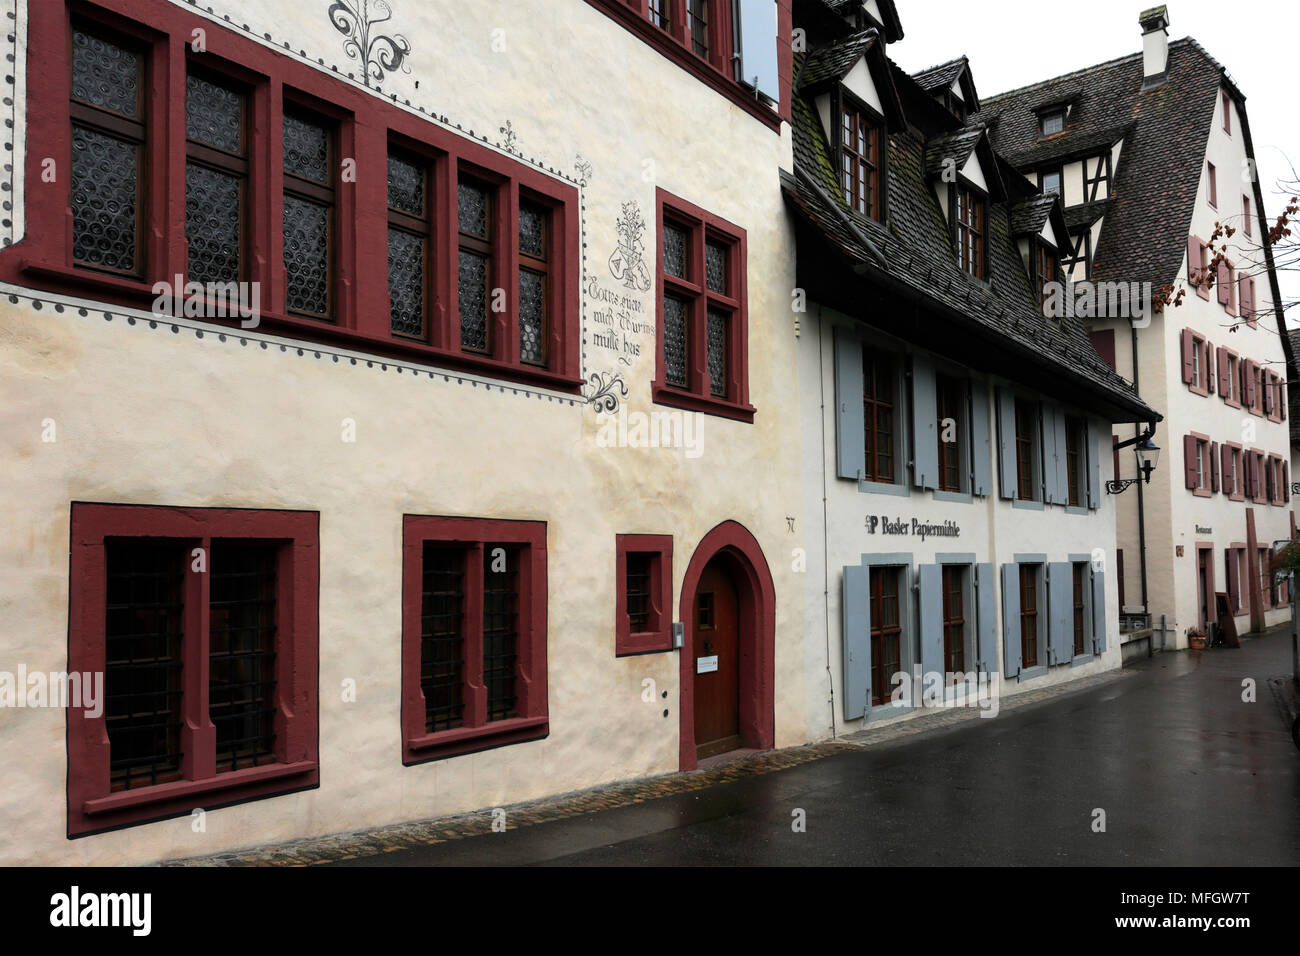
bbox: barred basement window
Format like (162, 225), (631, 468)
(105, 542), (185, 792)
(458, 177), (493, 354)
(1019, 564), (1040, 667)
(186, 71), (248, 286)
(626, 553), (653, 633)
(616, 534), (673, 656)
(706, 307), (728, 397)
(518, 199), (550, 366)
(688, 0), (710, 58)
(70, 26), (145, 276)
(387, 149), (431, 339)
(282, 109), (336, 319)
(483, 546), (520, 722)
(420, 547), (465, 732)
(664, 296), (689, 387)
(209, 542), (278, 773)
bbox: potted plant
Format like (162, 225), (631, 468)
(1187, 626), (1207, 650)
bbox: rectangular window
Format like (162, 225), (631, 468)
(1019, 564), (1040, 668)
(615, 534), (673, 655)
(941, 565), (965, 674)
(386, 148), (432, 339)
(841, 102), (882, 221)
(402, 516), (548, 764)
(656, 190), (750, 420)
(1243, 195), (1252, 236)
(1040, 111), (1064, 136)
(1041, 170), (1061, 196)
(1033, 241), (1057, 310)
(863, 349), (896, 484)
(282, 107), (336, 320)
(68, 504), (319, 837)
(70, 25), (146, 277)
(1207, 161), (1217, 207)
(186, 70), (247, 286)
(1065, 415), (1083, 507)
(869, 567), (902, 708)
(457, 175), (494, 354)
(1259, 548), (1272, 608)
(936, 374), (964, 492)
(648, 0), (670, 30)
(687, 0), (710, 58)
(1223, 90), (1232, 133)
(1014, 398), (1038, 501)
(955, 186), (985, 278)
(1072, 562), (1087, 657)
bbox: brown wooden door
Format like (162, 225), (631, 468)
(1198, 548), (1210, 626)
(694, 562), (740, 759)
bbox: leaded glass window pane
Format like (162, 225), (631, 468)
(664, 296), (689, 387)
(388, 228), (425, 337)
(705, 240), (728, 293)
(283, 195), (330, 316)
(387, 153), (424, 215)
(458, 182), (489, 238)
(519, 268), (545, 365)
(283, 113), (329, 182)
(72, 125), (138, 273)
(519, 201), (546, 259)
(186, 74), (243, 154)
(663, 223), (688, 279)
(707, 307), (728, 396)
(483, 547), (519, 722)
(72, 29), (140, 118)
(186, 163), (242, 285)
(459, 250), (489, 352)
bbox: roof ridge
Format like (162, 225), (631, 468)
(910, 54), (968, 78)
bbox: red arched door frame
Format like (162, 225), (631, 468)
(678, 521), (776, 770)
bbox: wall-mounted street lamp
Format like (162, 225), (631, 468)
(1106, 438), (1160, 495)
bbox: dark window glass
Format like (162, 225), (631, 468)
(387, 152), (424, 216)
(483, 547), (519, 722)
(1072, 563), (1087, 657)
(648, 0), (671, 30)
(387, 151), (430, 339)
(1040, 111), (1064, 136)
(420, 547), (465, 733)
(863, 350), (896, 483)
(209, 542), (279, 773)
(282, 113), (330, 183)
(458, 179), (493, 353)
(1020, 564), (1039, 667)
(870, 567), (902, 708)
(955, 186), (985, 278)
(1015, 399), (1037, 501)
(626, 553), (653, 633)
(942, 565), (965, 674)
(1042, 170), (1061, 196)
(519, 199), (549, 366)
(705, 240), (728, 293)
(282, 110), (335, 319)
(664, 296), (689, 387)
(186, 73), (242, 153)
(663, 223), (688, 279)
(72, 29), (140, 117)
(707, 307), (728, 397)
(104, 543), (185, 793)
(1066, 416), (1083, 506)
(841, 104), (881, 220)
(936, 375), (964, 492)
(688, 0), (710, 58)
(186, 72), (247, 286)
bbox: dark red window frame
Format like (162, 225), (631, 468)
(955, 184), (986, 279)
(591, 1), (790, 130)
(401, 515), (548, 765)
(615, 534), (674, 656)
(10, 0), (581, 394)
(67, 503), (319, 838)
(654, 187), (753, 422)
(839, 96), (882, 222)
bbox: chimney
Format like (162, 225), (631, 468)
(1139, 5), (1170, 88)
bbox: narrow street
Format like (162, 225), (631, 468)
(334, 631), (1300, 866)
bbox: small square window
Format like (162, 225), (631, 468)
(616, 534), (673, 656)
(1041, 170), (1061, 196)
(1040, 111), (1064, 136)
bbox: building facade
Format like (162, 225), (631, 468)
(979, 5), (1293, 651)
(783, 0), (1157, 742)
(0, 0), (806, 864)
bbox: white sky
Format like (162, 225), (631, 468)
(885, 0), (1299, 324)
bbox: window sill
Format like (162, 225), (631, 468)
(1070, 651), (1095, 667)
(859, 477), (909, 497)
(1193, 487), (1212, 498)
(616, 629), (674, 657)
(932, 489), (973, 504)
(652, 383), (755, 423)
(1011, 498), (1045, 511)
(1017, 664), (1048, 682)
(865, 702), (915, 723)
(404, 715), (549, 765)
(74, 759), (318, 836)
(21, 257), (158, 303)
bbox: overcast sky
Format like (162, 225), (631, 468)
(885, 0), (1298, 325)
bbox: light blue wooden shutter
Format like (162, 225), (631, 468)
(975, 562), (997, 673)
(997, 389), (1017, 499)
(1086, 419), (1101, 509)
(842, 564), (871, 719)
(1048, 561), (1071, 664)
(834, 327), (866, 481)
(918, 564), (943, 682)
(1053, 407), (1069, 504)
(971, 381), (992, 496)
(1043, 405), (1061, 504)
(912, 355), (938, 490)
(1001, 563), (1021, 677)
(1091, 566), (1107, 654)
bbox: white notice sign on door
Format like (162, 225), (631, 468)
(696, 655), (719, 674)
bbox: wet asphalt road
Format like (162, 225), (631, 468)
(337, 631), (1300, 866)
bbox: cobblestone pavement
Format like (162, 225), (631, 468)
(164, 665), (1134, 866)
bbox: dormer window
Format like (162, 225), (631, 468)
(1040, 110), (1065, 136)
(841, 102), (882, 221)
(955, 185), (985, 278)
(1032, 241), (1058, 309)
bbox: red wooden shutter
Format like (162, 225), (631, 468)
(1246, 362), (1257, 407)
(1217, 347), (1230, 395)
(1286, 462), (1291, 503)
(1221, 443), (1233, 495)
(1184, 434), (1199, 489)
(1181, 329), (1194, 383)
(1218, 261), (1231, 304)
(1238, 274), (1253, 321)
(1187, 235), (1201, 284)
(1210, 441), (1220, 492)
(1206, 342), (1215, 393)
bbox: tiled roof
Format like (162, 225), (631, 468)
(911, 56), (967, 93)
(922, 125), (985, 179)
(977, 38), (1225, 290)
(785, 54), (1154, 421)
(798, 29), (878, 89)
(1064, 199), (1112, 230)
(1008, 194), (1057, 237)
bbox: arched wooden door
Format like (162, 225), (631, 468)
(693, 560), (741, 759)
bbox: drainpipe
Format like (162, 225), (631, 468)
(1131, 321), (1150, 620)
